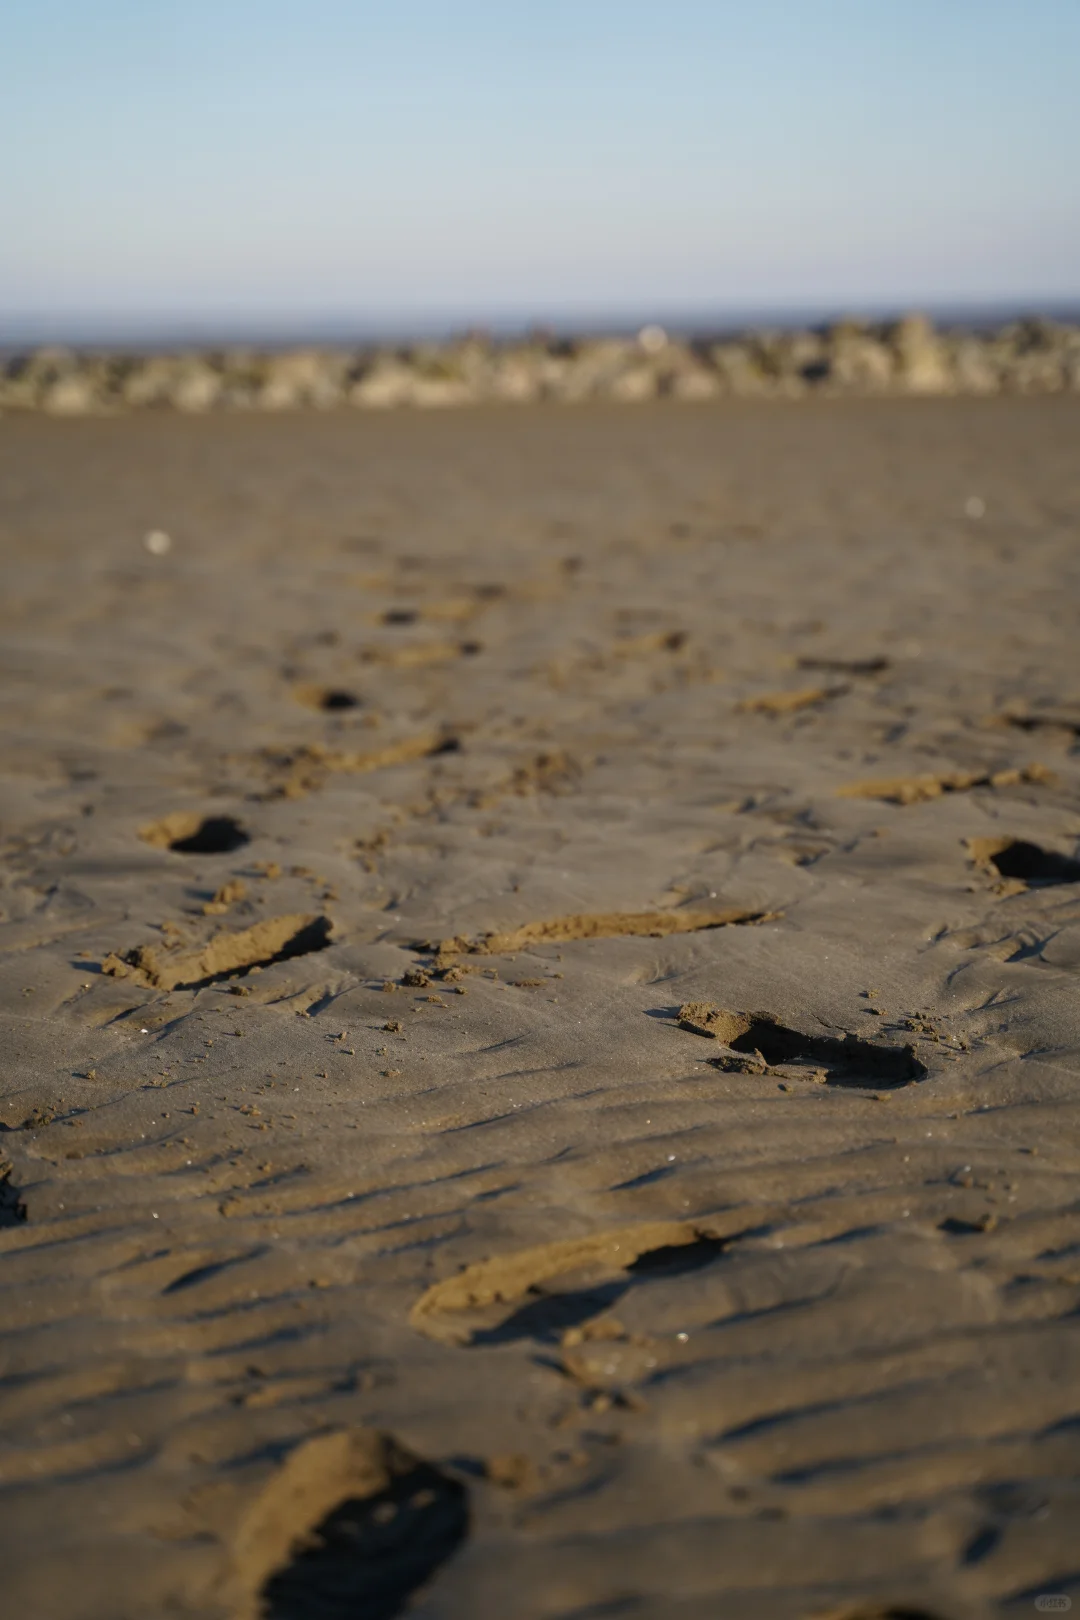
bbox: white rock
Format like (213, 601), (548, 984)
(638, 325), (668, 354)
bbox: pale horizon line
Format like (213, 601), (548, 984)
(4, 295), (1079, 352)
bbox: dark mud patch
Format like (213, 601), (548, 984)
(996, 707), (1080, 739)
(470, 1280), (627, 1347)
(678, 1004), (924, 1088)
(161, 1248), (265, 1294)
(139, 812), (250, 855)
(938, 1214), (997, 1236)
(814, 1608), (949, 1620)
(968, 836), (1080, 887)
(798, 655), (890, 676)
(626, 1233), (730, 1276)
(0, 1159), (27, 1227)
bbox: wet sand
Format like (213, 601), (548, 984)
(1, 397), (1079, 1620)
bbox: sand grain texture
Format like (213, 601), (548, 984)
(1, 398), (1080, 1620)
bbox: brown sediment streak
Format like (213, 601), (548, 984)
(370, 597), (481, 625)
(360, 639), (477, 668)
(736, 685), (844, 714)
(101, 913), (333, 991)
(990, 705), (1080, 737)
(836, 762), (1054, 805)
(610, 628), (687, 657)
(263, 732), (457, 798)
(435, 906), (777, 956)
(465, 749), (583, 811)
(409, 1219), (733, 1340)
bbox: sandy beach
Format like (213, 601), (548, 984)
(2, 395), (1079, 1620)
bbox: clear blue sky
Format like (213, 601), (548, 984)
(1, 0), (1077, 336)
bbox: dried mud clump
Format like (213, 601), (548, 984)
(837, 763), (1054, 805)
(202, 878), (247, 915)
(102, 913), (333, 991)
(678, 1002), (760, 1042)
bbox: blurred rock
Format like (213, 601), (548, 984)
(609, 364), (658, 403)
(259, 349), (345, 410)
(889, 313), (951, 394)
(3, 316), (1078, 414)
(946, 335), (1000, 394)
(707, 341), (769, 394)
(827, 320), (895, 392)
(43, 372), (104, 415)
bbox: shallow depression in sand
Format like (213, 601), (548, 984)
(260, 1448), (468, 1620)
(678, 1004), (926, 1088)
(967, 835), (1080, 887)
(138, 811), (251, 854)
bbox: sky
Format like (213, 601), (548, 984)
(1, 0), (1078, 338)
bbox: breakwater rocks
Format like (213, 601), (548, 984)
(3, 316), (1079, 414)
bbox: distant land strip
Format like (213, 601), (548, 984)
(2, 315), (1078, 413)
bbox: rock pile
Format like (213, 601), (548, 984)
(3, 315), (1078, 414)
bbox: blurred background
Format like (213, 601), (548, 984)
(1, 0), (1077, 344)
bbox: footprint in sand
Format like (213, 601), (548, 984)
(139, 811), (250, 854)
(966, 835), (1080, 888)
(225, 1428), (468, 1620)
(293, 683), (364, 712)
(677, 1004), (926, 1088)
(409, 1217), (753, 1346)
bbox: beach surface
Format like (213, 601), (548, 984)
(1, 397), (1079, 1620)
